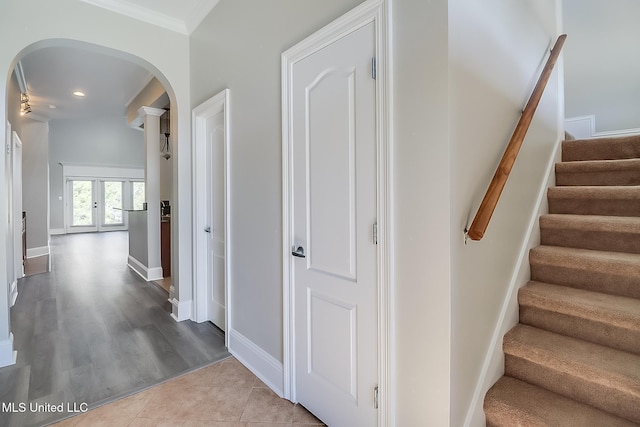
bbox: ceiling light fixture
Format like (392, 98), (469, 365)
(20, 93), (32, 116)
(72, 90), (86, 97)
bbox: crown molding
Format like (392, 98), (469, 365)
(80, 0), (189, 34)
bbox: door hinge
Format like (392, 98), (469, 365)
(373, 223), (378, 245)
(371, 57), (377, 80)
(374, 385), (379, 409)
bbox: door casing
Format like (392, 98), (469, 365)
(192, 88), (231, 345)
(281, 0), (392, 424)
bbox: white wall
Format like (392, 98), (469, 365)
(21, 121), (50, 251)
(48, 116), (144, 230)
(190, 0), (364, 365)
(0, 0), (193, 365)
(392, 0), (451, 425)
(564, 0), (640, 132)
(449, 1), (561, 425)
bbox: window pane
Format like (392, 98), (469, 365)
(104, 181), (123, 225)
(133, 182), (145, 210)
(72, 180), (93, 226)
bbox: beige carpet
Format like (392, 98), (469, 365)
(484, 135), (640, 425)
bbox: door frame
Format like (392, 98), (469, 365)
(62, 165), (144, 234)
(192, 88), (231, 345)
(65, 177), (98, 233)
(281, 0), (392, 424)
(12, 130), (23, 283)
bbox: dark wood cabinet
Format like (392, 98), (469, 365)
(161, 219), (171, 277)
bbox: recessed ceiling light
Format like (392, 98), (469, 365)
(72, 91), (86, 97)
(48, 105), (56, 109)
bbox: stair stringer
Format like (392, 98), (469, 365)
(463, 138), (563, 427)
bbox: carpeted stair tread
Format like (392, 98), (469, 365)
(556, 158), (640, 186)
(540, 214), (640, 253)
(548, 186), (640, 216)
(530, 245), (640, 299)
(562, 135), (640, 161)
(519, 281), (640, 354)
(484, 376), (638, 427)
(485, 134), (640, 423)
(504, 324), (640, 422)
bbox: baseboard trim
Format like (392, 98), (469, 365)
(463, 134), (563, 427)
(0, 333), (17, 368)
(9, 280), (17, 307)
(127, 256), (163, 282)
(228, 328), (284, 397)
(565, 115), (640, 139)
(50, 228), (65, 236)
(26, 246), (49, 258)
(169, 297), (192, 322)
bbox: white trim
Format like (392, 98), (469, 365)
(50, 228), (65, 236)
(124, 73), (155, 109)
(127, 255), (163, 281)
(62, 164), (144, 180)
(0, 333), (17, 368)
(595, 127), (640, 137)
(9, 280), (17, 307)
(79, 0), (189, 34)
(12, 130), (23, 281)
(26, 246), (49, 259)
(228, 328), (284, 397)
(191, 89), (231, 348)
(281, 1), (391, 425)
(565, 115), (640, 139)
(169, 297), (192, 322)
(15, 62), (27, 93)
(463, 135), (563, 427)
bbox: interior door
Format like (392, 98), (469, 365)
(206, 111), (226, 330)
(291, 22), (378, 427)
(68, 178), (97, 233)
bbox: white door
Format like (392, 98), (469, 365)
(205, 111), (226, 330)
(291, 21), (378, 427)
(67, 178), (98, 233)
(12, 131), (23, 279)
(99, 180), (125, 231)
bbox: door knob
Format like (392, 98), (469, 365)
(291, 246), (306, 258)
(204, 226), (211, 233)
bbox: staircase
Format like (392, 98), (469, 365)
(484, 135), (640, 426)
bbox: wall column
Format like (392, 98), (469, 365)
(139, 106), (165, 280)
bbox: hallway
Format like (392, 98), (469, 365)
(0, 232), (229, 427)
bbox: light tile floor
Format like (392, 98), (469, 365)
(52, 357), (326, 427)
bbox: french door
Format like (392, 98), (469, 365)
(67, 178), (128, 233)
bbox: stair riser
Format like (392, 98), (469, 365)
(562, 137), (640, 161)
(540, 228), (640, 254)
(556, 170), (640, 186)
(548, 197), (640, 216)
(530, 263), (640, 300)
(505, 355), (640, 423)
(519, 306), (640, 355)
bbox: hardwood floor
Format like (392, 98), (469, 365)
(0, 232), (229, 427)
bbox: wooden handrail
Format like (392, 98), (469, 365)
(466, 34), (567, 241)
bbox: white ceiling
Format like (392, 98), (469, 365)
(17, 0), (222, 122)
(79, 0), (221, 35)
(19, 46), (153, 121)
